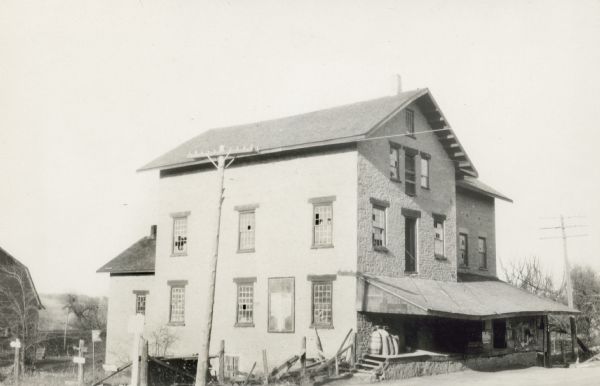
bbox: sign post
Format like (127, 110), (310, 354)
(128, 314), (145, 386)
(92, 330), (102, 382)
(10, 338), (21, 386)
(73, 339), (87, 386)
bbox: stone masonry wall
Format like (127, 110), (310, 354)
(357, 101), (457, 281)
(456, 188), (497, 278)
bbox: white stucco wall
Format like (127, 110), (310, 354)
(105, 274), (155, 365)
(143, 148), (358, 371)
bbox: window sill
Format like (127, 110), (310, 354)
(234, 323), (255, 328)
(237, 249), (255, 254)
(373, 246), (389, 253)
(390, 178), (402, 184)
(310, 324), (334, 330)
(167, 322), (185, 327)
(170, 253), (188, 258)
(311, 244), (334, 249)
(404, 270), (418, 275)
(478, 267), (488, 271)
(434, 254), (447, 260)
(421, 186), (430, 191)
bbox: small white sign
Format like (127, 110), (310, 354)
(92, 329), (102, 342)
(10, 339), (21, 348)
(73, 356), (86, 364)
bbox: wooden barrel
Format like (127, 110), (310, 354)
(368, 330), (382, 354)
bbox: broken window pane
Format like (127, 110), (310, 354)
(372, 205), (386, 247)
(172, 217), (188, 254)
(236, 282), (254, 325)
(313, 204), (333, 246)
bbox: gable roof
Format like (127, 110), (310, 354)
(0, 245), (44, 309)
(359, 274), (577, 320)
(139, 89), (478, 177)
(97, 236), (156, 275)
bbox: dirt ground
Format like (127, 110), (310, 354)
(347, 362), (600, 386)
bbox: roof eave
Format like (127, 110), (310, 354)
(457, 182), (513, 203)
(137, 135), (364, 173)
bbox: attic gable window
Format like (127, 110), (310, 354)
(171, 212), (190, 256)
(389, 144), (400, 181)
(406, 109), (415, 135)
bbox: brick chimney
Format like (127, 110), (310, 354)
(150, 225), (157, 240)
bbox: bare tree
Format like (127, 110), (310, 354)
(0, 262), (42, 370)
(149, 325), (178, 357)
(63, 294), (107, 331)
(570, 265), (600, 347)
(501, 256), (563, 300)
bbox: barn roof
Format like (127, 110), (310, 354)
(97, 236), (156, 275)
(139, 89), (478, 177)
(0, 245), (44, 309)
(357, 274), (577, 320)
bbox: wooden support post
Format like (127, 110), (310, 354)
(262, 350), (269, 385)
(561, 339), (566, 365)
(544, 315), (552, 368)
(570, 316), (578, 362)
(218, 339), (225, 383)
(77, 339), (85, 386)
(140, 338), (149, 386)
(334, 356), (339, 376)
(300, 337), (306, 379)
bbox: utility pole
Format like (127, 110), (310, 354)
(190, 144), (258, 386)
(539, 215), (588, 362)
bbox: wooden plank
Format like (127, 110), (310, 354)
(150, 357), (196, 380)
(243, 362), (257, 386)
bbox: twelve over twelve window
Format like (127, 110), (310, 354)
(389, 146), (400, 180)
(459, 233), (468, 266)
(236, 282), (254, 325)
(169, 286), (185, 323)
(172, 216), (188, 255)
(313, 203), (333, 246)
(238, 211), (256, 251)
(372, 205), (386, 248)
(135, 293), (146, 315)
(311, 281), (333, 328)
(420, 157), (430, 189)
(434, 218), (444, 257)
(405, 153), (416, 196)
(478, 237), (487, 268)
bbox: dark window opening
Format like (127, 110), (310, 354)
(493, 319), (507, 349)
(406, 109), (415, 134)
(459, 233), (468, 266)
(405, 217), (417, 272)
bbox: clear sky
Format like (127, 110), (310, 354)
(1, 0), (599, 296)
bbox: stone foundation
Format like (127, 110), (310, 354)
(382, 351), (538, 381)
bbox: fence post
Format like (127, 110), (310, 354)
(262, 349), (269, 385)
(77, 339), (85, 386)
(13, 339), (20, 386)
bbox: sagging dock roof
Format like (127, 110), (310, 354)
(357, 274), (577, 320)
